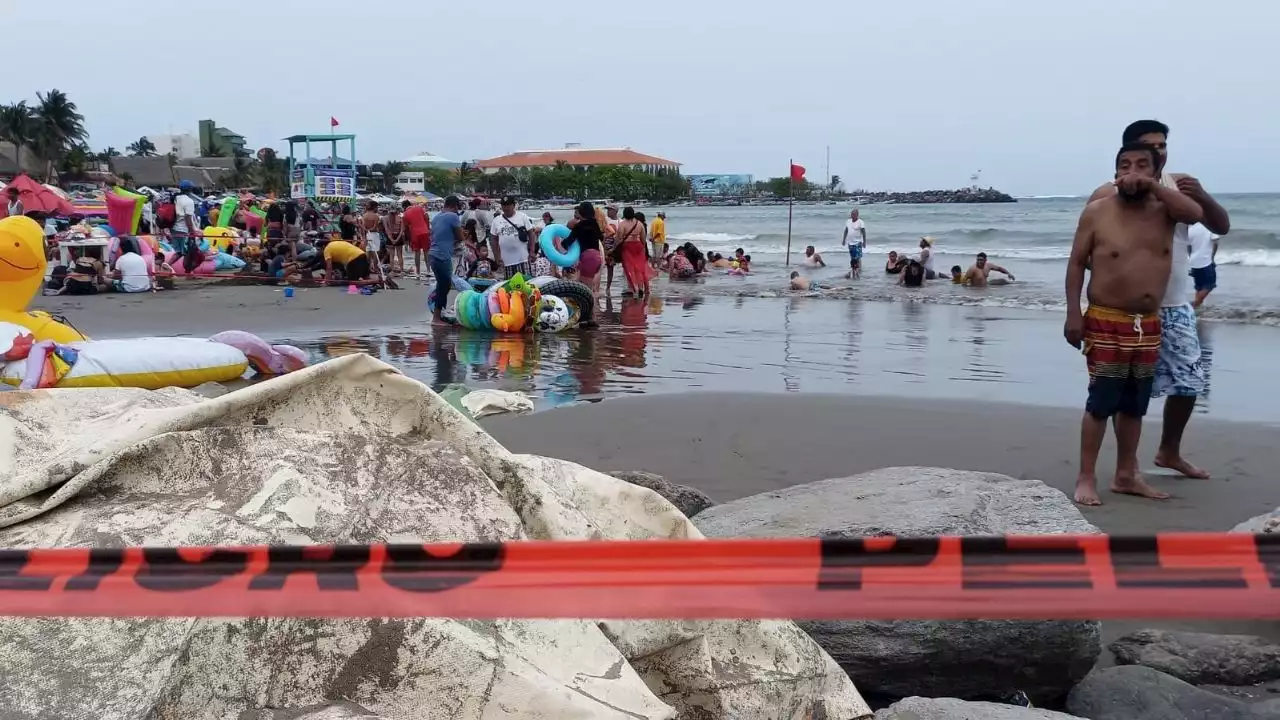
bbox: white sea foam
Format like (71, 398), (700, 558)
(668, 232), (758, 243)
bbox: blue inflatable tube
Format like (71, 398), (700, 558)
(539, 224), (579, 268)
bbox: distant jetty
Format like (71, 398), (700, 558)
(713, 187), (1017, 207)
(858, 187), (1016, 204)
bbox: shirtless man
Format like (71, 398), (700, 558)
(963, 252), (1015, 286)
(1088, 120), (1231, 481)
(803, 245), (826, 267)
(1066, 143), (1204, 506)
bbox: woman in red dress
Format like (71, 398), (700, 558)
(615, 206), (650, 298)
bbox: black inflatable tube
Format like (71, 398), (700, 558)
(537, 279), (595, 326)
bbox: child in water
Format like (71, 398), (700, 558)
(951, 265), (965, 284)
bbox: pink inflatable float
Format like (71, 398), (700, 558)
(208, 330), (308, 375)
(166, 251), (217, 276)
(105, 192), (140, 235)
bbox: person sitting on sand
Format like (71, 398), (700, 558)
(963, 252), (1016, 287)
(802, 246), (826, 267)
(1064, 143), (1204, 506)
(885, 251), (908, 274)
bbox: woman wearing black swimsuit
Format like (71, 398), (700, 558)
(338, 205), (358, 242)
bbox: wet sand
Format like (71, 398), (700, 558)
(484, 392), (1280, 650)
(32, 282), (432, 339)
(34, 286), (1280, 423)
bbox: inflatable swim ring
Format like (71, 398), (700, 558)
(538, 224), (579, 268)
(533, 279), (595, 327)
(534, 296), (570, 333)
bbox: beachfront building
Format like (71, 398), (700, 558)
(394, 171), (426, 193)
(199, 119), (248, 158)
(475, 144), (680, 175)
(145, 132), (200, 159)
(401, 151), (462, 171)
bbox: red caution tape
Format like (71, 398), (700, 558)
(0, 533), (1276, 619)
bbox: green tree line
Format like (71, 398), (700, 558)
(368, 160), (692, 203)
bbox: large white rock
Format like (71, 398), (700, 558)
(0, 354), (870, 720)
(694, 467), (1102, 706)
(1232, 506), (1279, 534)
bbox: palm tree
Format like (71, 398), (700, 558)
(127, 136), (158, 157)
(32, 90), (87, 179)
(380, 161), (407, 194)
(454, 162), (480, 193)
(0, 102), (35, 173)
(829, 174), (842, 194)
(59, 142), (93, 177)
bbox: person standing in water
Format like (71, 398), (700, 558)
(841, 209), (866, 278)
(1187, 223), (1218, 308)
(650, 211), (667, 269)
(1088, 120), (1231, 481)
(428, 196), (464, 326)
(1066, 143), (1204, 506)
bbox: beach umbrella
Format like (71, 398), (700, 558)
(0, 175), (75, 217)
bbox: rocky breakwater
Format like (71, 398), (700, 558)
(693, 467), (1102, 707)
(0, 354), (870, 720)
(866, 187), (1016, 204)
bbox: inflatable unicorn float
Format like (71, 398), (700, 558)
(0, 216), (305, 390)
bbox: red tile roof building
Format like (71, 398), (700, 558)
(475, 146), (680, 174)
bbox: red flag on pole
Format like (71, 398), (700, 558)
(330, 117), (340, 128)
(790, 163), (806, 182)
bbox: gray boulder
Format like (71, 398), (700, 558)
(874, 697), (1085, 719)
(1066, 665), (1273, 720)
(608, 470), (716, 518)
(694, 467), (1102, 705)
(1233, 506), (1279, 534)
(1109, 629), (1280, 685)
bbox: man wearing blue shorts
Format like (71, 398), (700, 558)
(841, 209), (866, 279)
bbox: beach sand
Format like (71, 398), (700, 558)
(484, 392), (1280, 652)
(33, 282), (432, 339)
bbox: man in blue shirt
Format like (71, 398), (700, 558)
(429, 195), (463, 325)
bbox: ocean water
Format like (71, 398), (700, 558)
(622, 196), (1280, 325)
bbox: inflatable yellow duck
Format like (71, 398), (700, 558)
(0, 215), (87, 343)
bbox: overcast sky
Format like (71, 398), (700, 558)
(4, 0), (1276, 195)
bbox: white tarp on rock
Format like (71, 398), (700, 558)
(0, 354), (870, 720)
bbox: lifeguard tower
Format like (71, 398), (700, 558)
(285, 133), (357, 203)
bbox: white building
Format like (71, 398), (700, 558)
(395, 171), (425, 193)
(147, 132), (200, 158)
(401, 151), (462, 170)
